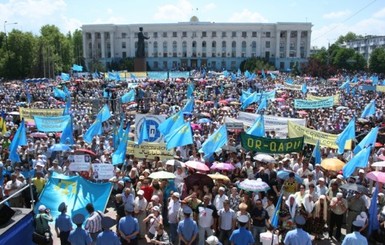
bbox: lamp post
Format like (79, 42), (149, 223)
(4, 21), (18, 59)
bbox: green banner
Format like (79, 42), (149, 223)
(240, 133), (304, 154)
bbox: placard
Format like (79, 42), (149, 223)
(68, 155), (91, 172)
(92, 164), (114, 180)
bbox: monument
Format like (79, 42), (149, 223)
(134, 27), (149, 72)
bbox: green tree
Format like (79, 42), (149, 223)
(332, 48), (366, 71)
(240, 57), (275, 73)
(369, 47), (385, 73)
(335, 32), (362, 44)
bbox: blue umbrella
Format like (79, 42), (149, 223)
(277, 170), (303, 183)
(198, 118), (211, 124)
(49, 143), (71, 152)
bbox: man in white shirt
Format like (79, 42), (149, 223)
(134, 190), (148, 238)
(213, 187), (228, 211)
(302, 173), (316, 190)
(312, 164), (324, 180)
(4, 173), (24, 207)
(217, 200), (236, 245)
(174, 166), (186, 192)
(168, 192), (181, 244)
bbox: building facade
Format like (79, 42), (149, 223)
(343, 35), (385, 62)
(82, 17), (312, 71)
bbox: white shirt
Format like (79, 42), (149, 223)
(198, 206), (214, 228)
(134, 196), (148, 213)
(213, 194), (228, 211)
(218, 208), (236, 230)
(168, 199), (181, 224)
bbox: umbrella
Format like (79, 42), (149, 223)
(340, 183), (368, 194)
(149, 171), (176, 179)
(185, 173), (214, 190)
(210, 162), (235, 171)
(277, 170), (303, 183)
(75, 149), (97, 157)
(366, 171), (385, 183)
(8, 112), (20, 115)
(219, 100), (228, 105)
(372, 161), (385, 167)
(165, 159), (185, 168)
(229, 101), (241, 105)
(220, 106), (231, 111)
(184, 161), (210, 172)
(336, 106), (348, 111)
(275, 98), (285, 102)
(238, 179), (270, 192)
(208, 173), (230, 182)
(195, 100), (204, 104)
(254, 154), (276, 163)
(198, 118), (211, 124)
(321, 158), (345, 171)
(30, 132), (48, 138)
(49, 143), (71, 152)
(191, 123), (202, 130)
(204, 101), (214, 105)
(297, 110), (308, 116)
(375, 142), (383, 147)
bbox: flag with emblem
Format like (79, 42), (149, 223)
(271, 193), (283, 228)
(164, 122), (193, 150)
(199, 125), (228, 159)
(246, 115), (265, 137)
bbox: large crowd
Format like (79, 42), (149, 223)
(0, 71), (384, 245)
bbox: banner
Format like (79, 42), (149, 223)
(35, 174), (112, 220)
(294, 98), (334, 109)
(147, 71), (168, 80)
(68, 155), (91, 172)
(127, 141), (174, 161)
(169, 71), (190, 79)
(360, 85), (376, 91)
(33, 115), (70, 132)
(283, 83), (302, 91)
(307, 94), (340, 105)
(19, 108), (64, 122)
(288, 121), (352, 150)
(241, 133), (304, 153)
(135, 114), (166, 142)
(376, 86), (385, 92)
(92, 164), (115, 180)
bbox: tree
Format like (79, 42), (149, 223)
(369, 47), (385, 74)
(240, 57), (275, 72)
(335, 32), (363, 44)
(333, 48), (366, 71)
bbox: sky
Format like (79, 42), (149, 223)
(1, 0), (384, 48)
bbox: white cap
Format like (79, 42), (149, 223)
(337, 174), (343, 180)
(359, 169), (365, 174)
(137, 190), (144, 196)
(237, 215), (249, 223)
(218, 187), (225, 192)
(38, 205), (47, 212)
(336, 192), (343, 198)
(353, 220), (365, 227)
(206, 236), (220, 245)
(172, 192), (180, 198)
(319, 177), (325, 182)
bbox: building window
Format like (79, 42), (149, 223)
(232, 31), (237, 37)
(96, 33), (101, 39)
(122, 42), (126, 49)
(232, 41), (236, 48)
(154, 61), (159, 69)
(251, 41), (257, 49)
(301, 31), (307, 38)
(291, 32), (297, 38)
(202, 41), (206, 48)
(163, 61), (168, 70)
(211, 61), (216, 68)
(265, 51), (270, 59)
(202, 31), (207, 37)
(192, 32), (197, 38)
(265, 32), (271, 38)
(222, 32), (227, 37)
(280, 32), (286, 38)
(265, 41), (270, 48)
(182, 32), (187, 37)
(153, 32), (158, 38)
(280, 62), (284, 70)
(192, 41), (197, 57)
(252, 32), (257, 37)
(202, 52), (206, 58)
(163, 32), (167, 38)
(221, 60), (226, 68)
(212, 41), (216, 48)
(122, 52), (127, 58)
(242, 32), (247, 38)
(182, 41), (187, 57)
(172, 41), (177, 52)
(212, 31), (217, 37)
(121, 33), (127, 39)
(192, 41), (196, 48)
(173, 32), (177, 37)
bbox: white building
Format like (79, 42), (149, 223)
(81, 17), (312, 71)
(343, 35), (385, 62)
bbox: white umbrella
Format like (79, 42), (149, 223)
(372, 161), (385, 167)
(148, 171), (176, 179)
(254, 154), (276, 163)
(238, 179), (270, 192)
(166, 159), (185, 168)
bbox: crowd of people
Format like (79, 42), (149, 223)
(0, 70), (384, 245)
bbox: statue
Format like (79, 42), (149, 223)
(136, 27), (149, 58)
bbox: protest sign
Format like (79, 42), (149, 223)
(92, 164), (115, 180)
(127, 141), (174, 161)
(34, 115), (71, 132)
(68, 155), (91, 172)
(241, 133), (304, 153)
(294, 98), (334, 109)
(307, 94), (340, 105)
(19, 108), (64, 122)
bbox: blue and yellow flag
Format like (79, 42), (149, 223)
(164, 122), (193, 150)
(336, 117), (355, 154)
(9, 119), (27, 163)
(137, 118), (149, 145)
(246, 115), (265, 137)
(360, 100), (376, 118)
(84, 113), (103, 144)
(112, 126), (130, 165)
(99, 104), (111, 122)
(271, 193), (283, 228)
(312, 140), (322, 164)
(60, 117), (75, 145)
(158, 111), (184, 136)
(199, 125), (228, 159)
(121, 90), (136, 104)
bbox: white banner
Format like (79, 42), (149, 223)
(225, 112), (306, 138)
(68, 155), (91, 172)
(92, 164), (115, 180)
(135, 114), (166, 143)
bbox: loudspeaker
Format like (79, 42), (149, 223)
(0, 204), (16, 226)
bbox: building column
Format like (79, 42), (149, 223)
(306, 30), (311, 58)
(91, 32), (96, 58)
(82, 32), (87, 59)
(275, 30), (280, 59)
(101, 32), (105, 58)
(286, 31), (291, 58)
(257, 33), (262, 57)
(110, 31), (115, 58)
(296, 31), (301, 58)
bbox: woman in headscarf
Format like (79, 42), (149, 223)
(294, 184), (307, 206)
(300, 193), (315, 234)
(312, 195), (328, 240)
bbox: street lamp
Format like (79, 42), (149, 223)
(4, 21), (18, 59)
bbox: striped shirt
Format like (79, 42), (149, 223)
(85, 211), (103, 233)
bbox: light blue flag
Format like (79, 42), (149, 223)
(63, 97), (71, 115)
(368, 182), (380, 236)
(285, 78), (293, 84)
(312, 140), (322, 164)
(360, 100), (376, 118)
(199, 125), (228, 159)
(158, 111), (184, 136)
(301, 83), (307, 94)
(240, 90), (252, 103)
(60, 117), (75, 145)
(256, 97), (267, 113)
(336, 117), (355, 154)
(352, 75), (358, 83)
(237, 69), (241, 77)
(34, 115), (71, 132)
(113, 119), (124, 148)
(181, 97), (194, 113)
(53, 87), (67, 99)
(342, 146), (371, 178)
(223, 70), (229, 78)
(247, 115), (265, 137)
(72, 64), (83, 72)
(269, 72), (276, 80)
(137, 118), (149, 145)
(35, 174), (112, 221)
(99, 104), (111, 122)
(231, 73), (236, 82)
(353, 126), (378, 154)
(187, 83), (194, 98)
(63, 86), (70, 97)
(121, 90), (136, 103)
(83, 113), (103, 144)
(61, 73), (70, 81)
(9, 119), (27, 163)
(372, 76), (379, 85)
(112, 127), (130, 165)
(271, 193), (283, 228)
(164, 122), (193, 150)
(130, 73), (137, 80)
(339, 80), (350, 93)
(261, 69), (266, 79)
(92, 71), (100, 79)
(241, 92), (259, 109)
(244, 70), (251, 78)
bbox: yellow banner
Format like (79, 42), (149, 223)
(288, 121), (351, 150)
(19, 108), (64, 122)
(307, 94), (340, 105)
(126, 141), (174, 160)
(376, 86), (385, 92)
